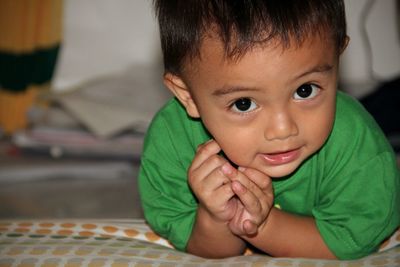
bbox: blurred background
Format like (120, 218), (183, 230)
(0, 0), (399, 219)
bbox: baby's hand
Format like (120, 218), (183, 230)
(188, 140), (238, 223)
(225, 167), (274, 236)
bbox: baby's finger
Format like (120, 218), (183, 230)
(231, 170), (266, 202)
(189, 154), (229, 188)
(190, 139), (221, 171)
(214, 182), (236, 203)
(199, 183), (235, 211)
(231, 180), (261, 215)
(239, 167), (272, 192)
(243, 219), (258, 236)
(198, 162), (233, 193)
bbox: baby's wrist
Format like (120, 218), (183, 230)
(197, 205), (231, 227)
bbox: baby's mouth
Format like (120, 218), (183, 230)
(261, 148), (301, 165)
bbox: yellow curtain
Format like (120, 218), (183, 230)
(0, 0), (63, 135)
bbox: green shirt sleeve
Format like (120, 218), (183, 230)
(312, 92), (400, 259)
(139, 157), (196, 250)
(138, 99), (208, 251)
(313, 152), (399, 259)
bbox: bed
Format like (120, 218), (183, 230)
(0, 219), (399, 266)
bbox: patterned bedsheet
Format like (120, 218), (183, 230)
(0, 219), (399, 266)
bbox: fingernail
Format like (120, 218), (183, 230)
(204, 139), (214, 144)
(197, 139), (213, 151)
(221, 163), (234, 175)
(238, 167), (246, 172)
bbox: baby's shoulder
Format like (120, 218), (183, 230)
(335, 91), (374, 127)
(145, 97), (208, 150)
(332, 91), (383, 138)
(324, 91), (392, 156)
(147, 98), (190, 134)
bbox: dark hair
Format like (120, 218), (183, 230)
(154, 0), (347, 75)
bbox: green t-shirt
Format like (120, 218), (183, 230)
(138, 91), (400, 259)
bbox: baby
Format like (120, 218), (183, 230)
(139, 0), (400, 259)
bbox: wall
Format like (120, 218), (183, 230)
(53, 0), (400, 98)
(340, 0), (400, 97)
(53, 0), (161, 91)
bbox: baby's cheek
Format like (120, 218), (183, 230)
(220, 143), (254, 168)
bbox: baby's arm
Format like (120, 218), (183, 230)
(244, 207), (336, 259)
(186, 140), (246, 257)
(222, 163), (336, 258)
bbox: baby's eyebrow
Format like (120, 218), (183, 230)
(212, 86), (259, 97)
(294, 64), (333, 80)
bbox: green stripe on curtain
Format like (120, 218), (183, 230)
(0, 45), (60, 92)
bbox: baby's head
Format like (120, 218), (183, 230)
(155, 0), (348, 75)
(154, 0), (349, 178)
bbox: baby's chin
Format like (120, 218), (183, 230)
(245, 162), (300, 179)
(229, 155), (301, 178)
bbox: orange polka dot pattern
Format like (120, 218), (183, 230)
(0, 220), (399, 266)
(0, 220), (172, 248)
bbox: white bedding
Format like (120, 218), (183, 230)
(1, 219), (399, 266)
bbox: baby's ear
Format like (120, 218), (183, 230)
(163, 73), (200, 118)
(340, 35), (350, 55)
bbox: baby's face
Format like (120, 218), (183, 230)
(182, 33), (338, 178)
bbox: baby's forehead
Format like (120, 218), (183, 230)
(179, 30), (335, 81)
(195, 28), (334, 63)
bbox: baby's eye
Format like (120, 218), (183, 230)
(293, 84), (319, 100)
(231, 98), (257, 113)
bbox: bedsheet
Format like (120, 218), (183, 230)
(0, 219), (399, 266)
